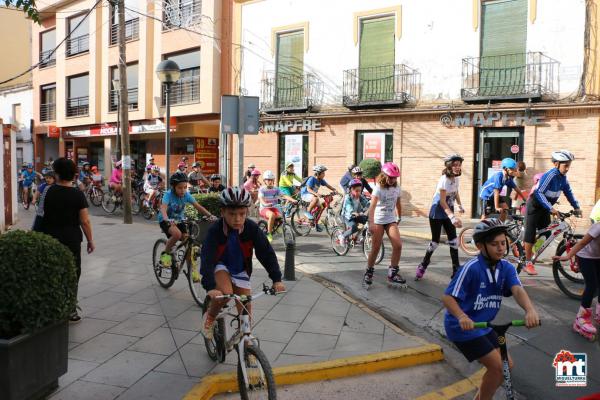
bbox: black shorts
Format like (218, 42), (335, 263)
(454, 330), (499, 362)
(481, 197), (507, 216)
(524, 197), (550, 244)
(159, 221), (187, 238)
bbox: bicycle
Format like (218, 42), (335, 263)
(141, 189), (164, 220)
(330, 220), (384, 264)
(86, 183), (104, 207)
(473, 320), (540, 400)
(22, 185), (34, 210)
(151, 217), (212, 307)
(257, 209), (295, 244)
(101, 188), (141, 215)
(202, 283), (283, 399)
(291, 193), (342, 236)
(459, 208), (525, 257)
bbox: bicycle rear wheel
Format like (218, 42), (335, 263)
(201, 296), (226, 362)
(291, 209), (312, 236)
(152, 239), (176, 288)
(101, 191), (117, 214)
(363, 230), (384, 264)
(331, 227), (349, 256)
(458, 227), (479, 256)
(237, 345), (277, 400)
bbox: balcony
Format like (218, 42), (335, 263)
(66, 96), (89, 117)
(110, 18), (140, 45)
(343, 64), (420, 109)
(66, 34), (89, 57)
(461, 52), (560, 102)
(260, 72), (323, 113)
(162, 0), (202, 30)
(39, 50), (56, 68)
(109, 88), (139, 111)
(40, 103), (56, 122)
(161, 75), (200, 106)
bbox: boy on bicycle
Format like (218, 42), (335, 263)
(479, 158), (526, 222)
(443, 219), (539, 400)
(200, 187), (285, 339)
(301, 165), (338, 232)
(337, 178), (369, 244)
(279, 161), (302, 197)
(523, 150), (582, 275)
(144, 165), (163, 207)
(21, 163), (42, 206)
(158, 172), (216, 280)
(259, 170), (298, 242)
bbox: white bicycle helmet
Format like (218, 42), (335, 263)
(151, 165), (160, 172)
(551, 150), (575, 163)
(313, 164), (327, 173)
(263, 170), (275, 180)
(351, 166), (363, 174)
(220, 186), (252, 207)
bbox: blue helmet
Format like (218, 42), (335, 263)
(501, 158), (517, 170)
(26, 163), (33, 169)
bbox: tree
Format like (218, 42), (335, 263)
(4, 0), (40, 23)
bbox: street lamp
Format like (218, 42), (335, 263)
(111, 79), (121, 160)
(156, 60), (180, 179)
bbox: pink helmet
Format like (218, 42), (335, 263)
(533, 173), (543, 184)
(177, 161), (186, 169)
(251, 169), (261, 176)
(381, 162), (400, 178)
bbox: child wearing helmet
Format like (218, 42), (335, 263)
(479, 158), (526, 222)
(243, 168), (262, 203)
(20, 163), (42, 206)
(336, 178), (370, 244)
(158, 172), (216, 280)
(348, 166), (373, 194)
(208, 174), (226, 193)
(143, 165), (164, 207)
(200, 186), (285, 339)
(259, 170), (298, 242)
(78, 162), (92, 189)
(188, 162), (209, 191)
(279, 161), (302, 197)
(443, 219), (539, 399)
(90, 166), (104, 188)
(300, 165), (338, 232)
(33, 169), (55, 205)
(363, 162), (404, 288)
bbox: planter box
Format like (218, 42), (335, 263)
(0, 320), (69, 400)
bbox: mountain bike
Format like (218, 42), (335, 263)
(330, 220), (384, 264)
(86, 183), (104, 207)
(141, 189), (164, 220)
(22, 185), (35, 210)
(152, 217), (212, 307)
(473, 320), (540, 400)
(458, 209), (525, 257)
(202, 283), (284, 399)
(101, 189), (141, 215)
(257, 210), (295, 244)
(291, 193), (342, 236)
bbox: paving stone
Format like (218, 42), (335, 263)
(58, 359), (99, 388)
(278, 290), (320, 307)
(69, 333), (139, 363)
(79, 291), (131, 310)
(177, 343), (219, 377)
(140, 298), (195, 318)
(89, 302), (149, 322)
(251, 292), (282, 310)
(78, 282), (117, 299)
(68, 318), (119, 343)
(117, 371), (199, 400)
(311, 300), (351, 317)
(318, 288), (348, 303)
(252, 319), (300, 343)
(330, 330), (383, 359)
(124, 288), (163, 305)
(298, 313), (346, 336)
(48, 380), (124, 400)
(264, 304), (311, 323)
(109, 279), (153, 294)
(255, 340), (286, 361)
(382, 327), (422, 350)
(167, 309), (203, 331)
(342, 305), (385, 335)
(153, 352), (188, 376)
(128, 327), (197, 355)
(82, 350), (166, 388)
(289, 279), (325, 295)
(283, 332), (338, 357)
(107, 313), (166, 337)
(273, 353), (329, 367)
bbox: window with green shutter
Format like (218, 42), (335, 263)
(359, 17), (395, 102)
(275, 31), (304, 109)
(480, 0), (527, 96)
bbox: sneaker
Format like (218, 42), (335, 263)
(266, 233), (273, 243)
(191, 269), (201, 283)
(524, 261), (538, 276)
(303, 211), (314, 220)
(69, 312), (82, 323)
(160, 251), (172, 268)
(203, 314), (216, 340)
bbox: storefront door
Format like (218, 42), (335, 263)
(474, 128), (524, 217)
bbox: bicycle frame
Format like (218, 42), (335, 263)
(311, 194), (335, 224)
(531, 218), (572, 264)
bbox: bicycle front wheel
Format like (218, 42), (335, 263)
(131, 194), (141, 215)
(553, 243), (584, 300)
(458, 227), (479, 256)
(101, 192), (117, 214)
(363, 230), (384, 264)
(90, 187), (103, 207)
(331, 227), (349, 256)
(152, 239), (176, 288)
(291, 209), (312, 236)
(237, 345), (277, 400)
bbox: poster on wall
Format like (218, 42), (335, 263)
(284, 134), (303, 175)
(363, 133), (385, 162)
(195, 138), (219, 174)
(77, 148), (88, 166)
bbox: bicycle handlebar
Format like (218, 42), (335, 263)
(474, 319), (541, 329)
(214, 283), (286, 303)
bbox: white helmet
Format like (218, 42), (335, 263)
(551, 150), (575, 163)
(351, 166), (362, 174)
(263, 170), (275, 180)
(220, 186), (252, 207)
(151, 165), (160, 172)
(313, 164), (327, 173)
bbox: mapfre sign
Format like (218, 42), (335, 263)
(440, 111), (545, 128)
(260, 119), (322, 133)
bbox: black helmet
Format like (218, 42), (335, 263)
(192, 162), (201, 168)
(43, 169), (55, 178)
(170, 171), (188, 186)
(210, 174), (221, 181)
(444, 154), (464, 165)
(472, 218), (508, 244)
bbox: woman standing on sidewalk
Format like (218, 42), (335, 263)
(415, 154), (465, 281)
(36, 157), (94, 323)
(363, 162), (404, 289)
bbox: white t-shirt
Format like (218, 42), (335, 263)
(372, 184), (401, 225)
(577, 223), (600, 259)
(429, 175), (459, 219)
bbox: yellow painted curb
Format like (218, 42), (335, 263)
(183, 344), (444, 400)
(415, 368), (485, 400)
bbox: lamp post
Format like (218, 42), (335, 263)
(155, 60), (180, 179)
(111, 79), (121, 159)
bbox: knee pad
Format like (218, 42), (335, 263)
(427, 242), (439, 253)
(448, 238), (458, 250)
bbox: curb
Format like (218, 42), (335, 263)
(183, 344), (444, 400)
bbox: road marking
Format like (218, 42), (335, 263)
(414, 368), (485, 400)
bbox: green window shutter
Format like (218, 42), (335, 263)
(359, 17), (395, 102)
(276, 31), (304, 108)
(480, 0), (527, 96)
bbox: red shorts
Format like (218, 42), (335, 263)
(260, 207), (281, 219)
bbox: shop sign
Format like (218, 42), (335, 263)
(47, 125), (60, 138)
(131, 118), (177, 134)
(260, 119), (321, 133)
(195, 138), (219, 174)
(363, 133), (384, 162)
(440, 111), (545, 128)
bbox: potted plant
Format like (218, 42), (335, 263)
(0, 230), (77, 400)
(185, 192), (222, 243)
(359, 158), (382, 179)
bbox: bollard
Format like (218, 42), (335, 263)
(284, 237), (296, 281)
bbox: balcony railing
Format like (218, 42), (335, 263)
(66, 34), (89, 57)
(260, 71), (323, 113)
(343, 64), (420, 108)
(40, 103), (56, 122)
(461, 52), (560, 102)
(66, 96), (89, 117)
(162, 75), (200, 105)
(39, 50), (56, 68)
(110, 18), (140, 45)
(163, 0), (202, 30)
(109, 88), (139, 111)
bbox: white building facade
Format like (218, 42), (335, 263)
(0, 83), (34, 167)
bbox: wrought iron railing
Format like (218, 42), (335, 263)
(109, 88), (139, 111)
(40, 103), (56, 122)
(110, 18), (140, 45)
(162, 74), (200, 105)
(260, 71), (323, 112)
(343, 64), (420, 107)
(39, 50), (56, 68)
(66, 96), (89, 117)
(162, 0), (202, 30)
(66, 34), (89, 57)
(461, 52), (560, 101)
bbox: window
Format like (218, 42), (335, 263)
(67, 74), (89, 117)
(355, 131), (393, 165)
(40, 29), (56, 68)
(163, 0), (202, 30)
(110, 0), (139, 45)
(162, 49), (200, 105)
(275, 30), (304, 108)
(67, 13), (89, 56)
(40, 84), (56, 122)
(358, 17), (395, 101)
(110, 63), (139, 111)
(12, 104), (21, 127)
(278, 133), (308, 179)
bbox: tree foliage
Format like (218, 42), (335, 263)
(4, 0), (40, 23)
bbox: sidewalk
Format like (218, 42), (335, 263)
(11, 210), (443, 400)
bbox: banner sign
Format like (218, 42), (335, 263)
(195, 138), (219, 174)
(63, 119), (178, 137)
(363, 133), (384, 161)
(284, 134), (303, 174)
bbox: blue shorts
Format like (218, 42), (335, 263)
(280, 187), (294, 197)
(453, 330), (499, 362)
(22, 181), (34, 188)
